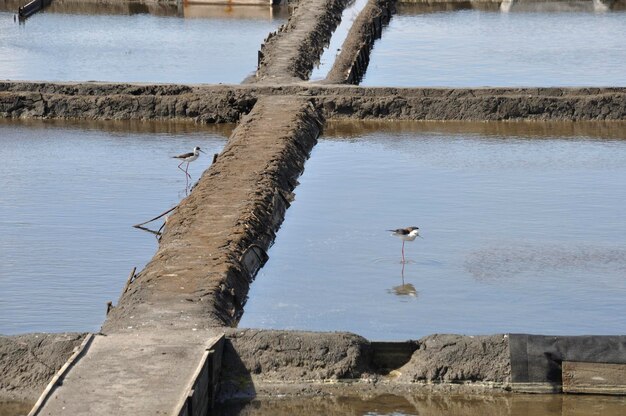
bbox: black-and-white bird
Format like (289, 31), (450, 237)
(173, 146), (205, 179)
(388, 226), (421, 263)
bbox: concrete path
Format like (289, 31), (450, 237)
(32, 331), (222, 415)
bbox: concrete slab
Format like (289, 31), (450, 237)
(33, 331), (222, 416)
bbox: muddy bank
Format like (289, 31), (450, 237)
(0, 333), (86, 402)
(0, 82), (256, 123)
(2, 82), (625, 121)
(326, 0), (395, 84)
(311, 86), (626, 121)
(218, 329), (510, 400)
(254, 0), (349, 83)
(101, 96), (323, 333)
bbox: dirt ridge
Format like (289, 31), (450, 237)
(2, 82), (625, 121)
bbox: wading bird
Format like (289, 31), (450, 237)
(388, 226), (421, 263)
(173, 146), (205, 179)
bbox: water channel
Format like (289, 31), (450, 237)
(362, 6), (626, 87)
(239, 121), (626, 340)
(0, 119), (230, 335)
(0, 3), (286, 83)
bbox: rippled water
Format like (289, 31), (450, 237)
(239, 121), (626, 340)
(362, 9), (626, 87)
(0, 120), (229, 334)
(0, 7), (284, 83)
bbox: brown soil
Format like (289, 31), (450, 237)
(326, 0), (395, 84)
(2, 82), (625, 122)
(101, 96), (324, 333)
(254, 0), (349, 83)
(218, 329), (510, 401)
(0, 333), (85, 402)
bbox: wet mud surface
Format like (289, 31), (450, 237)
(218, 330), (510, 401)
(326, 0), (394, 84)
(255, 0), (349, 83)
(2, 82), (625, 122)
(0, 333), (85, 402)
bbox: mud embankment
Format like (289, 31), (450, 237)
(101, 96), (323, 333)
(2, 82), (625, 121)
(0, 333), (86, 402)
(254, 0), (350, 83)
(218, 330), (510, 400)
(326, 0), (395, 84)
(311, 86), (626, 120)
(0, 82), (257, 123)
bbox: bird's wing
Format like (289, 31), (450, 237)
(173, 152), (194, 159)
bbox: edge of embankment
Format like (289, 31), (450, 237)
(2, 82), (625, 121)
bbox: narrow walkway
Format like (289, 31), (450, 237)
(34, 332), (222, 415)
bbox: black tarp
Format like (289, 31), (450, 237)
(509, 334), (626, 384)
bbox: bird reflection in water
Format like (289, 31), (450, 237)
(390, 261), (418, 298)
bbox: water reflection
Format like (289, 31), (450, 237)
(216, 393), (626, 416)
(323, 120), (626, 140)
(389, 262), (418, 297)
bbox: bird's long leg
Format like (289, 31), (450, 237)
(185, 162), (191, 179)
(177, 161), (187, 175)
(401, 240), (405, 264)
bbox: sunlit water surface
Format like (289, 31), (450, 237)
(0, 8), (284, 83)
(239, 121), (626, 340)
(362, 9), (626, 87)
(0, 120), (229, 334)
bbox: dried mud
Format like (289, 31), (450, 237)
(218, 330), (511, 401)
(0, 333), (85, 402)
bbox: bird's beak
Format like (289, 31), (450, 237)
(199, 149), (206, 154)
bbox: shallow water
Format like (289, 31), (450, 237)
(0, 7), (284, 83)
(362, 9), (626, 87)
(2, 391), (624, 416)
(239, 121), (626, 340)
(0, 120), (230, 334)
(310, 0), (370, 81)
(216, 393), (626, 416)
